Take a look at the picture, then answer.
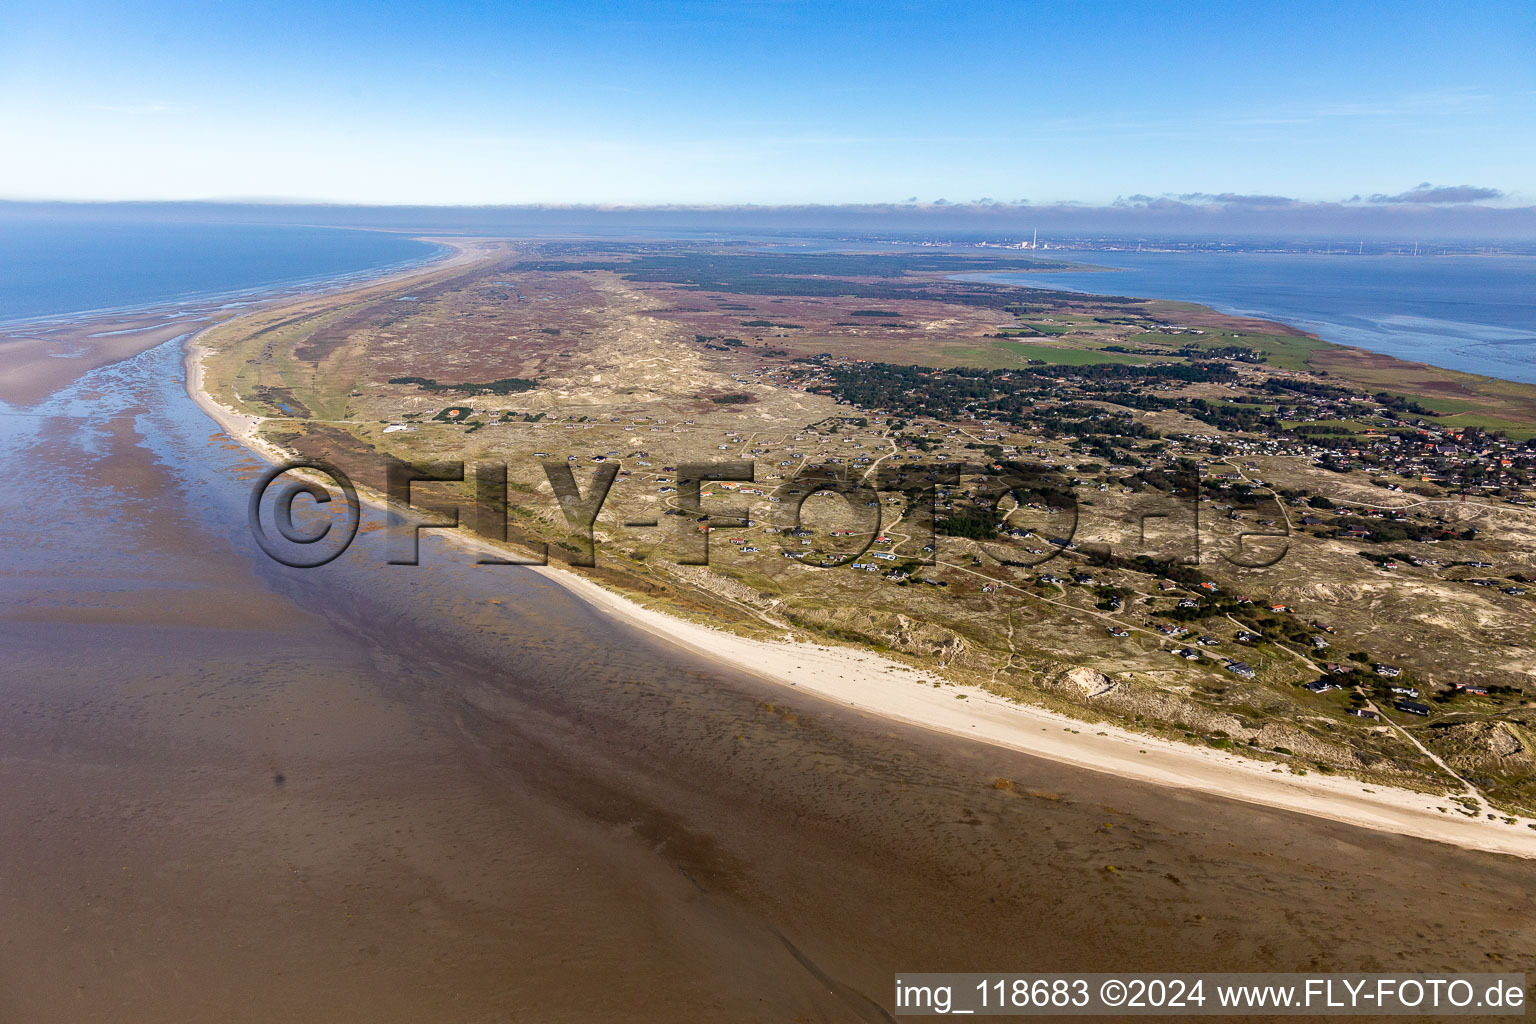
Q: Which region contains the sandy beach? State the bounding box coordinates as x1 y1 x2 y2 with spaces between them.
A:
184 314 1536 860
542 568 1536 857
0 235 473 408
10 7 1536 1017
7 277 1536 1024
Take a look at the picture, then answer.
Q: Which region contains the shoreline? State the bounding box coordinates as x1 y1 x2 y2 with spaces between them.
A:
0 236 458 408
180 262 1536 859
949 260 1536 390
0 221 459 331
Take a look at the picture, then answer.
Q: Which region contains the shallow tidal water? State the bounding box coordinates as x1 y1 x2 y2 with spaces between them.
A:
2 335 1535 1022
964 251 1536 384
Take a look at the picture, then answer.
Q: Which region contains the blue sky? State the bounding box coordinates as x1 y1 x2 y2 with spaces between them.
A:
1 0 1531 205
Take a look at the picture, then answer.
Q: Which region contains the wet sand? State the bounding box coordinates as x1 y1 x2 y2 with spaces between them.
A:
0 311 220 406
0 235 471 408
2 319 1535 1023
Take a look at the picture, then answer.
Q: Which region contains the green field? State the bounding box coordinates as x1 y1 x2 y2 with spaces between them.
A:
938 339 1155 369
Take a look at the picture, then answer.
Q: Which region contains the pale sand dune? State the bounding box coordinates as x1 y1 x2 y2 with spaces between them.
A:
185 306 1536 862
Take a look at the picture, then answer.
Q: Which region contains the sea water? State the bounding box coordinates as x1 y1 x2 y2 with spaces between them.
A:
962 251 1536 383
0 217 438 322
